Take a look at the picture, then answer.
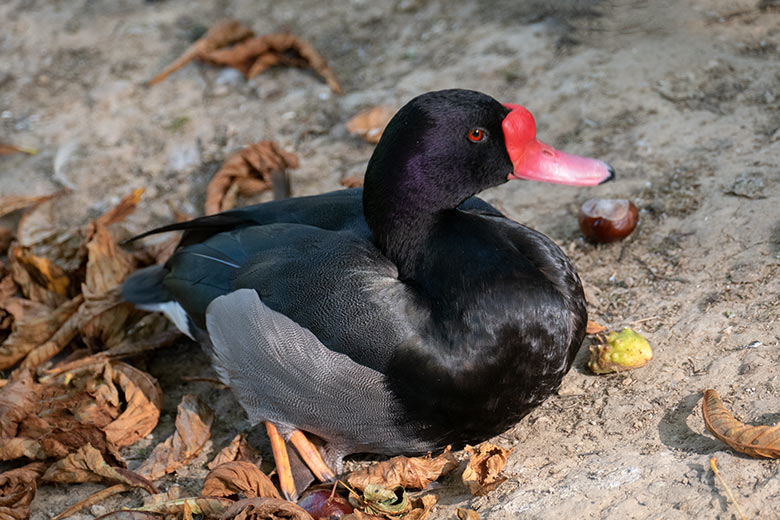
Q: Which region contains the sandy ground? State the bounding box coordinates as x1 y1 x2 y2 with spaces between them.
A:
1 0 779 518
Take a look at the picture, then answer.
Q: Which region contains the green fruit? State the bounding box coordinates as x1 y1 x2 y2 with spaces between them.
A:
588 327 652 374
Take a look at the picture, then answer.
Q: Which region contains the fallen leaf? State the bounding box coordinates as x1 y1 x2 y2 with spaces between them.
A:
0 194 53 219
101 362 163 447
90 511 161 519
137 394 214 480
403 494 438 520
0 461 47 520
130 496 235 517
0 143 38 156
352 484 410 517
220 497 314 520
42 443 157 494
16 192 87 276
702 389 780 459
0 294 82 370
462 443 511 496
455 507 482 520
93 188 145 230
205 141 298 215
203 32 341 93
148 19 255 85
585 320 607 334
339 176 364 188
201 461 280 499
11 245 71 296
0 227 13 255
346 106 395 144
346 447 457 492
208 433 261 469
6 251 67 308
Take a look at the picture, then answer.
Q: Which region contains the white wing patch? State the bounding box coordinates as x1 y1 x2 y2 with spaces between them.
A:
138 301 194 339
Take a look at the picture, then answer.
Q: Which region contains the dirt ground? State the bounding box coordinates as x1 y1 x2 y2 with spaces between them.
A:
1 0 779 518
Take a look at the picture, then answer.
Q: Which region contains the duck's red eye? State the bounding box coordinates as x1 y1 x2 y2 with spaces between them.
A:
468 128 485 142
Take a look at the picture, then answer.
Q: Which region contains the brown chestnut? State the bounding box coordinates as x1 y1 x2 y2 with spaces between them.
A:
578 198 638 243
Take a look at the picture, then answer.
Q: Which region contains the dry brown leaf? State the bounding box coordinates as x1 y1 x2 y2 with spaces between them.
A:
11 245 71 296
6 252 67 308
201 460 280 500
346 106 395 144
148 19 255 85
101 362 163 447
402 494 438 520
0 143 37 156
339 176 364 189
585 320 607 334
42 443 157 494
702 389 780 459
131 496 235 517
137 394 214 480
0 294 82 370
346 447 458 492
0 461 47 520
203 32 341 93
205 141 298 215
462 443 512 496
0 195 53 219
93 188 145 230
220 497 314 520
455 507 482 520
0 227 13 256
0 362 157 463
16 192 87 276
90 511 161 519
208 433 260 469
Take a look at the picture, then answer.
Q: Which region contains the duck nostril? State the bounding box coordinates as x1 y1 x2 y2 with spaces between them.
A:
542 149 554 157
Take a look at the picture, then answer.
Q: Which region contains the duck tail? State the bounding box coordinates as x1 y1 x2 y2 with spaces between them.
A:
121 265 171 305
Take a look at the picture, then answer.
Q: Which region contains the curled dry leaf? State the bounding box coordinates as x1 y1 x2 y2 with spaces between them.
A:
346 447 457 492
702 389 780 459
0 461 47 520
351 484 410 517
208 433 260 469
203 32 341 93
346 106 395 144
220 497 314 520
42 443 157 494
148 18 255 86
137 394 214 480
403 494 438 520
455 507 482 520
205 141 298 215
462 443 512 496
0 361 160 462
0 294 82 370
11 245 71 296
101 362 163 447
201 460 280 500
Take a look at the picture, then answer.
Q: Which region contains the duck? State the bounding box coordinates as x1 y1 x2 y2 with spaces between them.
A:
122 88 614 499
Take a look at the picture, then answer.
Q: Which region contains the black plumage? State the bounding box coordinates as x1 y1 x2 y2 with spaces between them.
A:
122 88 613 466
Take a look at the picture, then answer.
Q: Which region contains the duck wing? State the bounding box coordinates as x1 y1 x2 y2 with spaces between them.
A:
159 221 425 372
204 288 433 460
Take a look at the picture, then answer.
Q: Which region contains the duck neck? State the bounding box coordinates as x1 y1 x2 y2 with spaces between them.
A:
362 156 466 281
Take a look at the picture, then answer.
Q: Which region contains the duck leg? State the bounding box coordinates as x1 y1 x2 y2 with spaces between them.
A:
265 421 297 501
289 429 335 481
